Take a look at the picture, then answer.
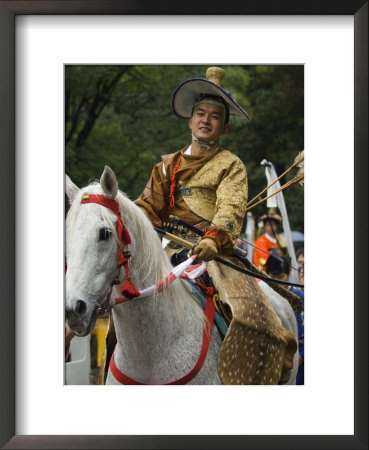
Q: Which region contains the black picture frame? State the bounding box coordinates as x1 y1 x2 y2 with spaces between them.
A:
0 1 367 449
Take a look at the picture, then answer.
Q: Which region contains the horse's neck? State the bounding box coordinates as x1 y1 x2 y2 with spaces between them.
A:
110 203 207 382
112 213 195 354
113 289 185 343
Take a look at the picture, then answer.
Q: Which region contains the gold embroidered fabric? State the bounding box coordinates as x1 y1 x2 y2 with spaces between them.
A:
182 150 247 243
135 147 248 247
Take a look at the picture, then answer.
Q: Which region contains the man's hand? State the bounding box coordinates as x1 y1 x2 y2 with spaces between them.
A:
193 238 218 261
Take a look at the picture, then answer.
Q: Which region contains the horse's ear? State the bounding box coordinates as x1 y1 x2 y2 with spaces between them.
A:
65 174 79 204
100 166 118 199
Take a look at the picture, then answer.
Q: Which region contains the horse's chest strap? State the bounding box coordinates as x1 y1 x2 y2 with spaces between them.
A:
109 291 215 385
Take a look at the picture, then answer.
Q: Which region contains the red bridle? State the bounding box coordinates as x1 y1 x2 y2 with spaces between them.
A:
80 194 140 300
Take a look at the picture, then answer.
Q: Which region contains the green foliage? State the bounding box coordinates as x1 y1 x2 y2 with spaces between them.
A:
65 64 304 231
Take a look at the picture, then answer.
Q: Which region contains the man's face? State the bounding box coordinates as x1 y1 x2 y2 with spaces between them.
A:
297 254 304 269
264 219 278 235
189 102 229 143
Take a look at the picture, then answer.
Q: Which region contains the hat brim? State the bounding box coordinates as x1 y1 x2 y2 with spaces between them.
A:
172 78 250 120
260 214 283 223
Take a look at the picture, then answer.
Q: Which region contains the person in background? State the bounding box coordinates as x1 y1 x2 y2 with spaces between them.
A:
253 209 287 271
266 250 304 385
296 247 304 288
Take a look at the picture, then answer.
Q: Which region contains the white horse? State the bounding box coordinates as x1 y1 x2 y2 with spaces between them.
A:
65 166 298 385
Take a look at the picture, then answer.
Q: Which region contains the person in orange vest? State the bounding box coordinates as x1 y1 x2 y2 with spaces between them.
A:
253 211 287 271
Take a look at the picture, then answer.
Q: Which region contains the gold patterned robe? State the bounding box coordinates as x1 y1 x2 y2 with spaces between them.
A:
135 146 297 385
135 146 247 250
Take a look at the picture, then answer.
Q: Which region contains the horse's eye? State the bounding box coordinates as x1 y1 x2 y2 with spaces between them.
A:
99 227 112 241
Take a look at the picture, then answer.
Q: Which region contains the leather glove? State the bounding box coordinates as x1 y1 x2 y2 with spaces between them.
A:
193 238 219 262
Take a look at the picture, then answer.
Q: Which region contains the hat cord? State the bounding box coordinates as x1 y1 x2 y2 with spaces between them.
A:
191 133 215 151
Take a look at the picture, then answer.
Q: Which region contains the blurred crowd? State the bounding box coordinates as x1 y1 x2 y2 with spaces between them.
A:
248 210 305 385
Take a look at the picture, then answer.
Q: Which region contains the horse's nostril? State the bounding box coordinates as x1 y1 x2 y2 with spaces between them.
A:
75 299 87 315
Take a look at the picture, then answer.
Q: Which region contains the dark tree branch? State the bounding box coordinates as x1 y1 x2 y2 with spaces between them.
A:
66 93 88 144
74 67 132 149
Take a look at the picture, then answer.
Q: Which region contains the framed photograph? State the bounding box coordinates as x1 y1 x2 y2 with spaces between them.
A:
1 1 367 449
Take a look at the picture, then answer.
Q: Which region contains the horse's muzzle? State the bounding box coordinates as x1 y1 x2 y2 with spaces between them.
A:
66 298 97 336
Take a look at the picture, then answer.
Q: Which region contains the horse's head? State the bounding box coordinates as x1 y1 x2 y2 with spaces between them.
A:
65 166 122 336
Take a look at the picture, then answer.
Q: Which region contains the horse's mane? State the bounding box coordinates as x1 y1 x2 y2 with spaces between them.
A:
66 181 204 325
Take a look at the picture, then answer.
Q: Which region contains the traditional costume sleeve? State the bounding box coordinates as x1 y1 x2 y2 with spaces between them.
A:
134 161 169 228
210 157 248 249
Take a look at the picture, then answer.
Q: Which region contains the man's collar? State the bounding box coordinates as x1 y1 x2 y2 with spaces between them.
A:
265 233 277 243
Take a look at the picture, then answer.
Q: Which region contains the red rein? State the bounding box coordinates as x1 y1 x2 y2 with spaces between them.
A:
168 154 182 209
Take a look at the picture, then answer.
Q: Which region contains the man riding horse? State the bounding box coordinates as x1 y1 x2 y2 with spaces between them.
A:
135 67 298 384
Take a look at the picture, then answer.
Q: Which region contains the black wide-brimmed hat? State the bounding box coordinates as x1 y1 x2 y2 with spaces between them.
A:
172 67 250 120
